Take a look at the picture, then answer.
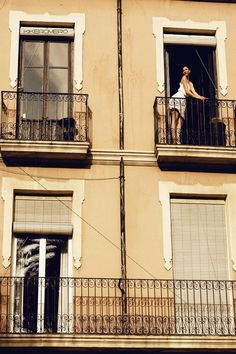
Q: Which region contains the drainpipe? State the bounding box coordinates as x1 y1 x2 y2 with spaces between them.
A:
117 0 127 317
117 0 124 150
119 157 127 313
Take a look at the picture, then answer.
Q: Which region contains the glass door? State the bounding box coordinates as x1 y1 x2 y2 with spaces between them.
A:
14 236 68 333
18 38 72 140
164 45 217 145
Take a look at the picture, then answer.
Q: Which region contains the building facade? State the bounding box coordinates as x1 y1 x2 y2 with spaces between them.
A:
1 0 236 352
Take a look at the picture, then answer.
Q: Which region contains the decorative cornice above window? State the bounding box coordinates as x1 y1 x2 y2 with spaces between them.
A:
152 17 228 96
9 11 85 91
1 177 85 269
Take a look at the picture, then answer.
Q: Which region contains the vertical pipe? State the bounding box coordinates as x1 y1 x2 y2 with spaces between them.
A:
117 0 127 322
120 157 127 280
120 157 127 319
117 0 124 150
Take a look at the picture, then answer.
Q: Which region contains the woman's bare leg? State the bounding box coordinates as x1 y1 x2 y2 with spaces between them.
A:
171 110 180 144
176 117 183 144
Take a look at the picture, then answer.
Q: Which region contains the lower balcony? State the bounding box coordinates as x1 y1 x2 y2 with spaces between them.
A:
1 277 236 337
0 91 90 166
154 97 236 171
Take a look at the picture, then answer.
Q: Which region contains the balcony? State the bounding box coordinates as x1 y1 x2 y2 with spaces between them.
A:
154 97 236 171
0 91 90 166
0 277 236 336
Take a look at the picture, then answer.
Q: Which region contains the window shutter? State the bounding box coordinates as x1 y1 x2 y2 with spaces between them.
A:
13 195 73 236
170 198 228 280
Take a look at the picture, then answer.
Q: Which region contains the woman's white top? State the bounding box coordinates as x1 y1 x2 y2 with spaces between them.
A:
168 81 193 119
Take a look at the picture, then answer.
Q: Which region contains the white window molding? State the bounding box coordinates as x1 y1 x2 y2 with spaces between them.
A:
9 11 85 91
152 17 228 96
159 181 236 272
1 177 84 269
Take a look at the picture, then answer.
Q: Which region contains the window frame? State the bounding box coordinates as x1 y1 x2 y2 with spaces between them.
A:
158 181 235 273
152 17 228 96
18 37 74 94
9 11 85 91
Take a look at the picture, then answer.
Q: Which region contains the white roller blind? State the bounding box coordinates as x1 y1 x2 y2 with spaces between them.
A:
13 195 73 235
170 198 228 280
164 34 216 46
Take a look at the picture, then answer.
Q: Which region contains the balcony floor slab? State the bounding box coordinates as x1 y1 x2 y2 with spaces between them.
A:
0 140 90 166
156 144 236 172
1 334 236 350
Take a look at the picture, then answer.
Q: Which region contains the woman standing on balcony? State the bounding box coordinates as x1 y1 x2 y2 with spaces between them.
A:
169 66 206 144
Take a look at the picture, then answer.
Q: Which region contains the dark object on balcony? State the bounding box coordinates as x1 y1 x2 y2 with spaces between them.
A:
58 117 76 141
210 118 226 146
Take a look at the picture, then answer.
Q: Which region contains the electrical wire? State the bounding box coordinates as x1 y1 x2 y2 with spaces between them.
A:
0 0 6 10
18 167 157 279
0 166 120 181
195 48 218 94
2 167 191 304
18 168 204 306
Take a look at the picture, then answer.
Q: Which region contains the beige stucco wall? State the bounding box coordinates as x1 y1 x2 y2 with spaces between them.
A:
0 0 236 282
2 161 236 281
0 0 235 151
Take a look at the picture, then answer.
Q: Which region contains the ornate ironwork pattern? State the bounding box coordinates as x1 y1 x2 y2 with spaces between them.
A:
0 277 236 335
154 97 236 146
0 91 89 142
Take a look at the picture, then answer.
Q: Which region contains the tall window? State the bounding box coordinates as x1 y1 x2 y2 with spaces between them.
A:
170 197 234 335
164 42 217 145
13 194 73 333
18 27 73 122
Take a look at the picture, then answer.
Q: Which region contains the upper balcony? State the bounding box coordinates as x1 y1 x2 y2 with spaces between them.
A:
154 97 236 171
0 91 90 166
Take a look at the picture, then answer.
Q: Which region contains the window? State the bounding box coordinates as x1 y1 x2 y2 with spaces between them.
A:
7 12 86 143
12 194 73 333
164 42 218 145
153 18 228 147
152 18 227 96
18 28 73 122
170 197 234 335
2 177 84 270
9 11 85 90
159 182 236 334
19 36 73 95
170 197 228 280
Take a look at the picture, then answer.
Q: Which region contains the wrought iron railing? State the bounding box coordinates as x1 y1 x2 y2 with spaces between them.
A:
0 91 89 142
154 97 236 147
1 277 236 335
